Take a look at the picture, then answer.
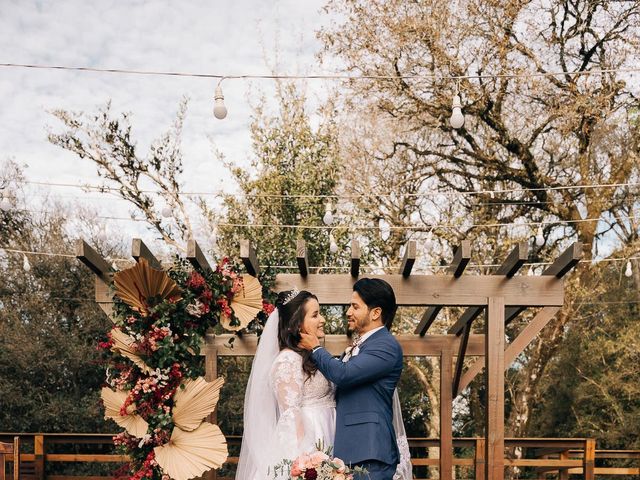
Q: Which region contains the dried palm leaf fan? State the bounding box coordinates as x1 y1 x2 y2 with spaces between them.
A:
110 328 153 374
172 377 225 432
220 275 263 331
101 387 149 438
114 258 182 316
154 422 228 480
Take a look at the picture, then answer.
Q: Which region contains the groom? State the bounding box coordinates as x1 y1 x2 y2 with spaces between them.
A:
299 278 403 480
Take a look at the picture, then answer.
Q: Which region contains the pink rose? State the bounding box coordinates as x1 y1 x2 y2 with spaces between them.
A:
310 451 329 466
334 474 346 480
332 458 346 474
290 460 303 478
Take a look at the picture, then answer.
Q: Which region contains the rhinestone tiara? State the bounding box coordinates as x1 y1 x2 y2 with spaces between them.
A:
282 287 300 305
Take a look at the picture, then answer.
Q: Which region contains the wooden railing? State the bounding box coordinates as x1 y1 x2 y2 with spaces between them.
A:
2 434 639 479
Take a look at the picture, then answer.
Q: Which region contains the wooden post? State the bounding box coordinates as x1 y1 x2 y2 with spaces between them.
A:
350 240 360 277
132 239 162 270
204 332 218 480
187 239 212 272
559 450 569 480
584 439 595 480
398 241 416 277
240 240 260 276
475 438 486 480
439 347 453 480
34 434 44 480
485 297 505 480
296 240 309 277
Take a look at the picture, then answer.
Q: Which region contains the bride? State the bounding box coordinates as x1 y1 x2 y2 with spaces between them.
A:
236 289 412 480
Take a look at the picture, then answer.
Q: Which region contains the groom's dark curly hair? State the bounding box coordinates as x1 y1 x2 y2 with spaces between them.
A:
275 289 319 378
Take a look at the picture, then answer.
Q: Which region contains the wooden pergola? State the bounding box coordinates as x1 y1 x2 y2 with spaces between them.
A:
77 237 582 480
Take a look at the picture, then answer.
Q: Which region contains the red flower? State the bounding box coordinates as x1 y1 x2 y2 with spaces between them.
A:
262 301 275 315
304 468 318 480
186 271 206 290
200 288 213 303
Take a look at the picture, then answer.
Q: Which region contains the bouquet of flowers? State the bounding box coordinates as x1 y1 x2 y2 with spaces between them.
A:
272 442 366 480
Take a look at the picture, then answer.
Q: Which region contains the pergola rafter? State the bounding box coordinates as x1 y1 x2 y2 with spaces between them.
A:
77 236 582 480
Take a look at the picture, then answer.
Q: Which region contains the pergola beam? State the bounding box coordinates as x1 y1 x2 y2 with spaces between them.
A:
398 241 416 277
456 306 561 394
187 239 212 272
414 241 472 335
75 239 111 279
350 240 360 277
206 333 486 357
240 240 260 276
448 242 529 335
296 240 309 277
447 240 471 277
132 238 162 270
277 274 564 306
505 242 582 324
452 321 471 397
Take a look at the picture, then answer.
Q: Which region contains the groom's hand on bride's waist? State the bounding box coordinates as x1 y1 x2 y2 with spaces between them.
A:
298 332 320 350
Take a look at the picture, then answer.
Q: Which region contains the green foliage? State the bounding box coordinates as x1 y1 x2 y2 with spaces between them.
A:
212 83 342 270
0 163 111 433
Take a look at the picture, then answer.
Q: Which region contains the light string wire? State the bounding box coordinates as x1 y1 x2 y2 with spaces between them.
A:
2 247 638 271
2 62 640 82
18 179 640 199
5 205 639 230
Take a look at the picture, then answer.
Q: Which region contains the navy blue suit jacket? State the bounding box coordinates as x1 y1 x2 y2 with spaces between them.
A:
311 327 403 466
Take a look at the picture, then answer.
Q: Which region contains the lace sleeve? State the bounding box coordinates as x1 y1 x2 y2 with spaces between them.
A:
269 350 306 455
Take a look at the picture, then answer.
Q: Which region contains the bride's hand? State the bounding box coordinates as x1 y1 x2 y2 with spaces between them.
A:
298 331 320 350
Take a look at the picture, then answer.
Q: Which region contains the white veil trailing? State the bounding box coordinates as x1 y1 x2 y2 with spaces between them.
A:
236 309 280 480
392 389 413 480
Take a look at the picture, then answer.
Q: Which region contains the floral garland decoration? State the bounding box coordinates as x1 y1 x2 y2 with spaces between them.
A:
98 256 274 480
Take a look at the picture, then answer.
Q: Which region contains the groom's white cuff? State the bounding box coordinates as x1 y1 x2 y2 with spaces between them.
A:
311 345 322 353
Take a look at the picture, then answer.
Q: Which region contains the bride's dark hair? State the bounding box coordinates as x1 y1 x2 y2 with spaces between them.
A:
275 289 319 378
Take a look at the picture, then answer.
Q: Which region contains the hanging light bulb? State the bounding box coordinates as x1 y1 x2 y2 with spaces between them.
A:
379 219 391 241
535 225 545 247
329 234 338 254
424 230 434 250
323 202 334 225
0 197 11 211
450 93 465 129
625 260 633 278
213 83 227 120
161 206 172 218
23 254 31 272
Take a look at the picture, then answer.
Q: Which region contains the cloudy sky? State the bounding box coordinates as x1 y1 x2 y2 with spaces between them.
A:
0 0 335 243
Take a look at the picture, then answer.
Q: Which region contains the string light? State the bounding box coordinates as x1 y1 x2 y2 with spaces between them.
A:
329 234 338 254
450 80 465 129
379 220 391 241
2 62 639 82
161 206 172 218
22 254 31 272
625 260 633 278
213 80 228 120
21 179 640 200
535 226 545 247
1 246 639 272
323 202 334 225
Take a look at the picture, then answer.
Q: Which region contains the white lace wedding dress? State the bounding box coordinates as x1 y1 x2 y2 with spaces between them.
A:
267 349 337 464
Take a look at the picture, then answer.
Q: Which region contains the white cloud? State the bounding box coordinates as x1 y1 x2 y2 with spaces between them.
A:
0 0 332 245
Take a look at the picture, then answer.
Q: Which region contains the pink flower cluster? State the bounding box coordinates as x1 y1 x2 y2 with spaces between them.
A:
139 325 172 352
288 451 351 480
